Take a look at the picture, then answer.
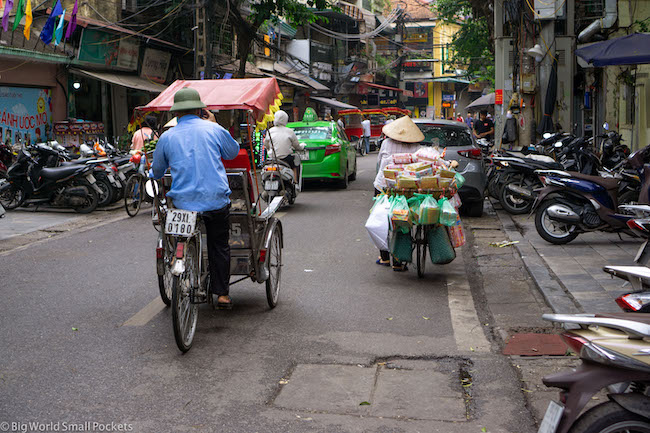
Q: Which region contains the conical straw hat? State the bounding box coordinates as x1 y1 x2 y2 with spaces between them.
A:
382 115 424 143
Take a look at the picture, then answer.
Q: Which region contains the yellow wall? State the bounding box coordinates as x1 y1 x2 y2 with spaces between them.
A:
432 22 461 118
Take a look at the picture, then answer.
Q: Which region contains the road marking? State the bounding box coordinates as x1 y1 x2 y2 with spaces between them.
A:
122 297 166 327
447 255 490 353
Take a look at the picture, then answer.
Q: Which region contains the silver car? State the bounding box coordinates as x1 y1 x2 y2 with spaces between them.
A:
413 118 486 217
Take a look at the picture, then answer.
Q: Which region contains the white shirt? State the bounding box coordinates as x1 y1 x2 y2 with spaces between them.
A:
361 119 371 137
373 138 422 191
337 119 345 130
263 125 305 159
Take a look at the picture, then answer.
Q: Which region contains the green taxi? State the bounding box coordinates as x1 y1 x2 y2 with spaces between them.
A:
287 113 357 188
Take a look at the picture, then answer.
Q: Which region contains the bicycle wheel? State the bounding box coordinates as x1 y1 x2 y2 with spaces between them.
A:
158 235 174 307
265 224 283 309
124 174 143 217
416 226 426 278
171 240 199 353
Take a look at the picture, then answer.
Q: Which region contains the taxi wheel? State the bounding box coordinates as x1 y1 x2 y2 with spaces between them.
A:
339 168 349 189
349 159 357 181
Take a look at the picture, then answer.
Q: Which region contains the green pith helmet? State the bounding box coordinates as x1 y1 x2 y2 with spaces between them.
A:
303 107 318 122
170 87 207 112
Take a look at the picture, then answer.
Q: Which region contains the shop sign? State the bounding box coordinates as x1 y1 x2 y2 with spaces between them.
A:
360 98 368 105
442 102 452 108
495 89 503 105
311 41 334 64
405 33 428 43
414 82 427 98
78 29 140 71
402 61 431 72
0 87 52 142
442 93 455 102
54 121 105 135
379 97 398 106
279 85 294 104
140 48 171 83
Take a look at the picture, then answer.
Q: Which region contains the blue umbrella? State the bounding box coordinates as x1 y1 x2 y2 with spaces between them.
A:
576 33 650 67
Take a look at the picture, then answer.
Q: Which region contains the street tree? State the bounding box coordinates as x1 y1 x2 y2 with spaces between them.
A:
434 0 494 84
224 0 330 78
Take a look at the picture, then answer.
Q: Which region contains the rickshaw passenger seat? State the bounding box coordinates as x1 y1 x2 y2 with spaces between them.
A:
222 149 255 203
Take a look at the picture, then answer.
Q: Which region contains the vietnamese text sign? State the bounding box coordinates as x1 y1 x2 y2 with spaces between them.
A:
141 48 171 83
495 89 503 105
0 87 52 142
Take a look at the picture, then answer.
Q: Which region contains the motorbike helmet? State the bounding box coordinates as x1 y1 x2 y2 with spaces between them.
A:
602 139 614 157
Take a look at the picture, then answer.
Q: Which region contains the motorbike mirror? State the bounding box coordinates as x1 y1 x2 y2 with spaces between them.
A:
603 122 609 131
543 132 552 139
554 141 563 148
145 179 159 198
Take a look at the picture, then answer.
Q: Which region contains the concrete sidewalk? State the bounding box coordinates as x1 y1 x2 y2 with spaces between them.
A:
493 200 642 314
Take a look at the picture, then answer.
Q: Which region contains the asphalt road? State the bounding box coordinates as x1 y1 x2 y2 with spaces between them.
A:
0 155 536 432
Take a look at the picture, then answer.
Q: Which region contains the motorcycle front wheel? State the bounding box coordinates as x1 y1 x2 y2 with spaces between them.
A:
499 174 536 214
71 179 99 214
0 183 26 209
568 401 650 433
535 200 579 245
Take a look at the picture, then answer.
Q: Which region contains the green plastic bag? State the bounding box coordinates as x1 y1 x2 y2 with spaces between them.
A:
438 197 458 227
390 230 413 263
428 225 456 264
453 173 466 189
390 195 411 233
418 195 440 225
407 194 427 224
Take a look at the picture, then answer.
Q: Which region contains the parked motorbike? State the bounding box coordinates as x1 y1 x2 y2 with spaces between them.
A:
0 146 100 213
532 142 650 244
0 142 14 178
539 313 650 433
261 151 305 205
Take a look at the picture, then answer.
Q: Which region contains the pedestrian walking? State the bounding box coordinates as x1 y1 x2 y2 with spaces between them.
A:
373 116 424 271
361 115 371 155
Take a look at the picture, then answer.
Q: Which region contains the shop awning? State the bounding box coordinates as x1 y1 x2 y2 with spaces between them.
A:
262 73 309 89
575 33 650 66
72 69 166 93
273 62 330 91
431 77 472 84
359 82 414 97
310 96 358 110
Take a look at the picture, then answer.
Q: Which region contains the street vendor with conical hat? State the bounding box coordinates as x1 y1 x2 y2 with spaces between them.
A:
373 115 424 271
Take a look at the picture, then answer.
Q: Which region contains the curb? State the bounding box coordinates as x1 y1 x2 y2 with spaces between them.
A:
489 201 581 314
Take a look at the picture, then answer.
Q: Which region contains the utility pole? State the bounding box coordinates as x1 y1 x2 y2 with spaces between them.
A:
194 0 208 79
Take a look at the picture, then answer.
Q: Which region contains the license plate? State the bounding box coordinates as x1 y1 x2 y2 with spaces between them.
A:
117 172 126 182
265 180 279 190
85 173 96 183
537 401 564 433
299 152 309 161
165 209 197 236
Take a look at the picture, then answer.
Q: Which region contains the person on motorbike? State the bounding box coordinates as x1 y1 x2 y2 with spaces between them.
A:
264 110 305 186
150 88 240 309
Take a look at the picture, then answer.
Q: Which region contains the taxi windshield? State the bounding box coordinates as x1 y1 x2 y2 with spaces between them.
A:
293 127 332 140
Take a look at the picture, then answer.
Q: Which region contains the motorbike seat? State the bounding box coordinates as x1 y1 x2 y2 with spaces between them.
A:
40 165 85 180
523 154 557 164
568 172 619 191
60 158 95 166
113 156 131 165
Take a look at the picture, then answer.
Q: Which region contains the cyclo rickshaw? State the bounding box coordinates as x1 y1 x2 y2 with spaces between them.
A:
136 78 285 352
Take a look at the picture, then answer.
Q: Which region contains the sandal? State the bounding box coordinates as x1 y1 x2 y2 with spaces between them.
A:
215 295 233 310
376 258 390 266
392 263 408 272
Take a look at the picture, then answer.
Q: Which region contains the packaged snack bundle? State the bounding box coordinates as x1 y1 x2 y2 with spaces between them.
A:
396 175 419 189
418 195 440 225
438 197 459 226
437 177 453 189
385 178 397 188
449 193 462 209
404 162 433 178
383 168 401 180
414 147 441 163
438 168 457 178
390 195 411 233
419 176 439 189
447 215 466 248
391 153 418 165
407 194 427 223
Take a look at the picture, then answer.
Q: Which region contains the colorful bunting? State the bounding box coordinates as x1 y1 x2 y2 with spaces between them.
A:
11 0 24 32
39 0 62 45
22 0 31 39
2 0 13 32
64 0 77 39
53 8 65 45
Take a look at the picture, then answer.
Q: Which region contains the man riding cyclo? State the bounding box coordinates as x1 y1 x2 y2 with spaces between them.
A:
150 88 240 309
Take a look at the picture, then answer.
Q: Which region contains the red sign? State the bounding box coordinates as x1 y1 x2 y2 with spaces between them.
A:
495 89 503 105
442 102 452 108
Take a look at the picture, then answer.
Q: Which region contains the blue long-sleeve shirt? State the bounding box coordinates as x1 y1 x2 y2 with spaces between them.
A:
151 115 240 212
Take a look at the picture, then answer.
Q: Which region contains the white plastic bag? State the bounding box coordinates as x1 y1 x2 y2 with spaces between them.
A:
365 196 390 251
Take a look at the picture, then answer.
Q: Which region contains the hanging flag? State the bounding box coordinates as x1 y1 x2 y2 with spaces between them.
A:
53 8 65 45
11 0 24 32
22 0 31 39
39 0 62 45
64 0 77 39
1 0 14 32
